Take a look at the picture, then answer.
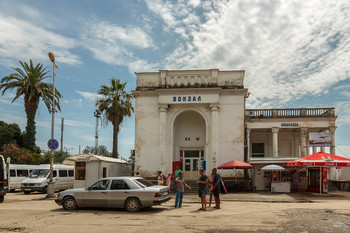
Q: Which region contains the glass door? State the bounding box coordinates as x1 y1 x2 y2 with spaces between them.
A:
181 150 203 179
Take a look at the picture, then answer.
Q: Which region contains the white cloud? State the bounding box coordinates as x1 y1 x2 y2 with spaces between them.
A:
76 91 101 102
0 4 80 67
146 0 350 108
80 20 156 73
64 119 94 128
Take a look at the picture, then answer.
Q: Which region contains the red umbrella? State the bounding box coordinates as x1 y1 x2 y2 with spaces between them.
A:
218 160 253 169
287 152 350 167
218 160 253 184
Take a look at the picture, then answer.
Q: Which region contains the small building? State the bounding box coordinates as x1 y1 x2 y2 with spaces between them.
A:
62 154 129 188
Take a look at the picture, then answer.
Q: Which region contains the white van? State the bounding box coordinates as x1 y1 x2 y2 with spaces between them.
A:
21 164 74 194
9 164 38 191
0 155 10 202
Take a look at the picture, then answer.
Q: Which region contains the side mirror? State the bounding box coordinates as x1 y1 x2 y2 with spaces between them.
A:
87 187 91 191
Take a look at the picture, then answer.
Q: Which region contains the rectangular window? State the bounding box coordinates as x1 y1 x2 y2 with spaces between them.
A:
59 170 68 177
110 180 129 190
184 151 199 158
17 169 28 177
75 162 86 180
68 170 74 177
10 169 16 177
252 143 265 157
103 167 107 178
53 170 57 178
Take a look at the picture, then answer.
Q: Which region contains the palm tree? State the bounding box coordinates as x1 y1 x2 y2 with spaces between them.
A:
96 78 134 158
0 60 62 151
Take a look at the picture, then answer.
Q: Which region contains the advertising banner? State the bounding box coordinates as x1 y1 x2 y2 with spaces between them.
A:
309 132 331 147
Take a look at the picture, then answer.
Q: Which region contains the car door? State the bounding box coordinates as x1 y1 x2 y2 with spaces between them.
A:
83 179 110 208
106 179 131 208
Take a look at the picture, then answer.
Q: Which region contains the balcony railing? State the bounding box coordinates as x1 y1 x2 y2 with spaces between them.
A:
246 108 335 119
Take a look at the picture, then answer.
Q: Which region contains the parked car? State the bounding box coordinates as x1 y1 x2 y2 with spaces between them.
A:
9 164 38 191
55 177 171 212
21 164 74 194
0 155 9 202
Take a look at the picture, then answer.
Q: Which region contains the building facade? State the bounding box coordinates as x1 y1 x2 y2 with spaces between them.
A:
133 69 337 189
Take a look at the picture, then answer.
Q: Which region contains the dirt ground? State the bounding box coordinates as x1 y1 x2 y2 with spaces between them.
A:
1 192 350 233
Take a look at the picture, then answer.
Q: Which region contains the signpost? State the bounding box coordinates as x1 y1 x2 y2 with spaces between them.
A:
47 139 59 150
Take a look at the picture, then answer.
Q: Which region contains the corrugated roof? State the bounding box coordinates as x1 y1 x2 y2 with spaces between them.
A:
62 154 128 166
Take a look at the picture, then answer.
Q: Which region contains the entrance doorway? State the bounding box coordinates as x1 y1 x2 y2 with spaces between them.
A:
181 150 204 179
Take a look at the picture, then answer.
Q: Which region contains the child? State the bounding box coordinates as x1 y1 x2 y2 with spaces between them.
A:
208 173 214 207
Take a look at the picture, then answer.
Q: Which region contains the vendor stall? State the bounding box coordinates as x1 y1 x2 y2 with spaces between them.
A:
261 165 290 193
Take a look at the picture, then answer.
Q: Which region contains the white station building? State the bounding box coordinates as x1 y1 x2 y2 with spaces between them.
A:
133 69 337 190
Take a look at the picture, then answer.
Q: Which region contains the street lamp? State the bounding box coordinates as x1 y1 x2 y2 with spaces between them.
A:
46 52 58 198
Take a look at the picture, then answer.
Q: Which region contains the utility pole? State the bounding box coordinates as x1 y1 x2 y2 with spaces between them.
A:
79 145 81 154
60 118 64 152
94 110 101 154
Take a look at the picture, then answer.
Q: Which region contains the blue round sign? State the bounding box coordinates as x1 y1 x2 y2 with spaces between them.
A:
47 138 59 150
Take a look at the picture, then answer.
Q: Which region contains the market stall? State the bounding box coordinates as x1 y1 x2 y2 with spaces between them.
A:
261 165 290 193
287 152 350 194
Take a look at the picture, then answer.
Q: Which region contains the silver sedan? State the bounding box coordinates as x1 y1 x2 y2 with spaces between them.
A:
55 177 171 212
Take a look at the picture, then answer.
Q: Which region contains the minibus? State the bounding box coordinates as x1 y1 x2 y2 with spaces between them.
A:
0 155 9 202
9 164 38 191
21 164 74 194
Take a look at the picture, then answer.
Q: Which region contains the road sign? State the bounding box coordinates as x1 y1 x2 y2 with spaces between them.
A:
47 138 59 150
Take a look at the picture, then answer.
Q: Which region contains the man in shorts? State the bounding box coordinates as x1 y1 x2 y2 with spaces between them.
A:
211 168 221 209
196 168 208 211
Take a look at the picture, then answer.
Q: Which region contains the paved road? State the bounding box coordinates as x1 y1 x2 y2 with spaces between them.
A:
1 192 350 232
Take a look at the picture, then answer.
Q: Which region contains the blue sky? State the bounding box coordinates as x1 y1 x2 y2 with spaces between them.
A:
0 0 349 158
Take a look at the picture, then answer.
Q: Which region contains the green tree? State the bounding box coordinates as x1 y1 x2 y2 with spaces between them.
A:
96 78 133 158
0 60 62 151
0 121 24 148
82 145 112 157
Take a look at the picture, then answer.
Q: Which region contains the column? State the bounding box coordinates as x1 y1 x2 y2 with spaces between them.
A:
272 127 279 157
210 104 220 170
300 128 308 157
159 104 168 173
312 147 317 154
294 132 300 157
246 128 251 158
329 126 336 155
321 147 325 152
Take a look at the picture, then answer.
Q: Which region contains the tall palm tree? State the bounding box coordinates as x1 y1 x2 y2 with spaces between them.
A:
0 60 62 151
96 78 134 158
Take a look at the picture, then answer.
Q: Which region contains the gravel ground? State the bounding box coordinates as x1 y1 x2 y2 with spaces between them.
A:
1 192 350 233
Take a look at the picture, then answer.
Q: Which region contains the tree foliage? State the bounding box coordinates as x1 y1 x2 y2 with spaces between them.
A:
82 145 112 157
0 60 62 151
0 121 23 148
96 78 134 158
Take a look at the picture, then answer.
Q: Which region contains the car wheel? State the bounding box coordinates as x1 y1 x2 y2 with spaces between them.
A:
24 191 30 195
125 197 141 212
63 197 78 210
0 195 4 203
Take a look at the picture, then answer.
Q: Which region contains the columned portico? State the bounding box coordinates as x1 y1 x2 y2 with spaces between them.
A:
272 127 279 157
329 126 336 155
301 127 308 157
210 104 220 168
159 104 168 172
246 128 251 158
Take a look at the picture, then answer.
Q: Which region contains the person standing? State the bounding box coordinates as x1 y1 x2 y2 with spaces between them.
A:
196 168 208 211
166 173 172 193
174 166 182 179
211 168 221 209
208 173 214 207
175 172 191 208
157 171 164 185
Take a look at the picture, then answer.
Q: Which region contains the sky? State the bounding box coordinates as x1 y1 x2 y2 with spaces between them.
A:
0 0 349 158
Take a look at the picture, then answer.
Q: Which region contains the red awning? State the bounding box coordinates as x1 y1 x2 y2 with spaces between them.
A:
287 152 350 167
218 160 253 169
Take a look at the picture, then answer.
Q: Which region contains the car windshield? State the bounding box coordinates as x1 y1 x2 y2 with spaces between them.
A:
134 178 155 188
29 169 49 178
